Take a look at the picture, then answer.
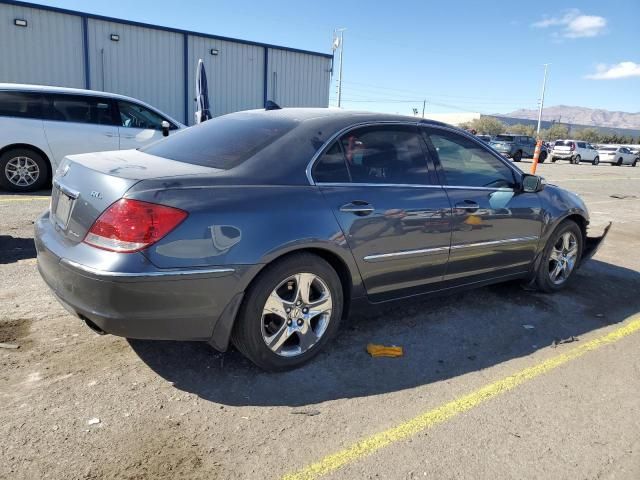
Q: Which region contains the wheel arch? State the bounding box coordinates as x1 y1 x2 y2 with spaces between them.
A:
0 143 53 183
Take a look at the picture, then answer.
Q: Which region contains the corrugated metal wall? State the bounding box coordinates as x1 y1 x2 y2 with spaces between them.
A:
266 49 331 108
87 19 184 122
0 3 85 88
187 36 264 122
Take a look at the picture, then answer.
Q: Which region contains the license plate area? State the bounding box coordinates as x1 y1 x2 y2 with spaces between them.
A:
52 186 75 229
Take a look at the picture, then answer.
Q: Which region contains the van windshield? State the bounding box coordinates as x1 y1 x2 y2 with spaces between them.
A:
493 135 514 142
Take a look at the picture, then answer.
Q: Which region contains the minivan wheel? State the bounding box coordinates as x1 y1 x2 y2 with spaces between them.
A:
535 220 583 293
573 155 581 165
0 148 49 192
593 156 599 166
232 253 343 371
512 150 522 162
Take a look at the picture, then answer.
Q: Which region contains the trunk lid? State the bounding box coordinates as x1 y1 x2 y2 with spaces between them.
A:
51 149 219 243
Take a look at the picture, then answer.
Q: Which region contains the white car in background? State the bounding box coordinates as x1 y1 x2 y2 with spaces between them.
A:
551 140 599 165
0 84 185 192
596 145 638 167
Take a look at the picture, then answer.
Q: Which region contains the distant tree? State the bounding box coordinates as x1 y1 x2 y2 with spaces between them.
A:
542 124 569 141
507 123 536 136
468 117 506 136
574 128 601 143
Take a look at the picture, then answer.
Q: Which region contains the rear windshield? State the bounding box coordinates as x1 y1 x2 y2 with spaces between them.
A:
493 135 514 142
142 114 297 169
555 140 573 147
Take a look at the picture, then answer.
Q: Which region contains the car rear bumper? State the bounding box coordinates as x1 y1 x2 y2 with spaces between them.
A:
35 212 246 342
552 153 573 159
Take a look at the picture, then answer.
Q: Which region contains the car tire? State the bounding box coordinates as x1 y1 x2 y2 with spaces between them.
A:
539 151 547 163
633 159 637 167
535 220 583 293
231 253 344 371
593 156 599 166
551 156 557 163
0 147 49 192
512 150 522 162
617 158 623 166
573 155 581 165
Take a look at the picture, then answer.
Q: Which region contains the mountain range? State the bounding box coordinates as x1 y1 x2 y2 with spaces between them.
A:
504 105 640 130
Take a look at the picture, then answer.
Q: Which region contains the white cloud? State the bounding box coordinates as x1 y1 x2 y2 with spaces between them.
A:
532 9 607 38
586 62 640 80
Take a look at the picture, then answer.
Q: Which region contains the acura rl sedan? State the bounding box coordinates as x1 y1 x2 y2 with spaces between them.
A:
35 108 609 371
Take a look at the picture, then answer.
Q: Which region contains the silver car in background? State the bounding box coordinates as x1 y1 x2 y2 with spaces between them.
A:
595 145 638 167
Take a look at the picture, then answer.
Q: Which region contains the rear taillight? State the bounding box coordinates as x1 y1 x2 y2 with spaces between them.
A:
570 143 575 151
84 199 187 253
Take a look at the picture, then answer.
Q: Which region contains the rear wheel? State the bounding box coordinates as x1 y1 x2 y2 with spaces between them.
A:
512 150 522 162
593 156 599 166
0 148 49 192
573 155 581 165
617 158 623 166
535 220 583 293
232 253 343 371
551 156 557 163
539 151 547 163
633 159 638 167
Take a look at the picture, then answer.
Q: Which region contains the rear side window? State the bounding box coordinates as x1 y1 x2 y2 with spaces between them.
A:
494 135 514 142
44 94 116 125
142 114 297 169
0 91 42 119
313 143 350 183
577 142 586 148
118 100 170 130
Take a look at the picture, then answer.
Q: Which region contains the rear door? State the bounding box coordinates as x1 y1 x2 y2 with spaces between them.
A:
116 100 174 150
422 126 543 283
313 123 452 300
42 94 119 165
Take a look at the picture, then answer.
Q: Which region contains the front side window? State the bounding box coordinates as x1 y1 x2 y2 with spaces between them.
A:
0 91 42 119
118 101 169 130
426 129 515 188
45 95 115 125
335 125 430 184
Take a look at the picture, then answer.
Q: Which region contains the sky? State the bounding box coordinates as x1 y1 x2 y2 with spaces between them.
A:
33 0 640 116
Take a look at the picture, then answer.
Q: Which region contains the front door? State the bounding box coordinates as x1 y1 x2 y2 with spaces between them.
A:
312 124 452 300
422 126 543 282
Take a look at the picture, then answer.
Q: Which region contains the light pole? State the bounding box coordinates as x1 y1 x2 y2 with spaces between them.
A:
536 64 549 137
333 28 346 108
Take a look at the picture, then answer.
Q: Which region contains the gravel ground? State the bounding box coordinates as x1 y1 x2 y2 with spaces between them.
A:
1 161 639 479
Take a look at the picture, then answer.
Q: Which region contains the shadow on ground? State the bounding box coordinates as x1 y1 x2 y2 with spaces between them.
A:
0 236 36 264
130 259 640 407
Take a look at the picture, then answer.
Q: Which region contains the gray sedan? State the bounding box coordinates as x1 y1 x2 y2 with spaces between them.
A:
35 108 609 371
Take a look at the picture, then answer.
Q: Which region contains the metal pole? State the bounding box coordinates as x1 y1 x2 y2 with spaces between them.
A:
422 99 426 118
536 64 549 137
337 30 344 108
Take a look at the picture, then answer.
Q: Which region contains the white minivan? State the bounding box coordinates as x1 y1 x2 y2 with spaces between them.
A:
0 84 185 192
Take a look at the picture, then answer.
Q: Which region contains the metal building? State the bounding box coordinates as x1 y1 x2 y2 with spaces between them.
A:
0 0 333 124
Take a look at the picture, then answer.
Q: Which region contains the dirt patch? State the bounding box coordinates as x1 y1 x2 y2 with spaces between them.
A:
0 318 31 344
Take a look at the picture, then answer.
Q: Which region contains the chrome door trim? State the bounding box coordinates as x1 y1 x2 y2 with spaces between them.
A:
60 258 235 278
305 120 421 186
363 246 450 262
450 236 539 250
317 182 442 189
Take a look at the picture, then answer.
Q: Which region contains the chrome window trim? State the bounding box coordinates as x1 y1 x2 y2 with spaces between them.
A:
60 258 235 278
316 181 512 192
364 246 450 262
305 120 421 186
450 236 539 250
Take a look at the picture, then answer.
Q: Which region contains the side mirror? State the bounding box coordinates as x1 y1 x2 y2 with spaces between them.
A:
161 121 170 137
521 174 545 193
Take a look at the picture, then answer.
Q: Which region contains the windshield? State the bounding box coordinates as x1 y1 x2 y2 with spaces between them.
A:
493 135 514 142
142 114 297 169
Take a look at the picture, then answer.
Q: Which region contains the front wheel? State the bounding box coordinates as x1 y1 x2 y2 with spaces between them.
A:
535 220 583 293
573 155 581 165
633 159 637 167
231 253 343 371
592 156 599 166
512 151 522 162
539 151 547 163
617 158 623 166
551 156 557 163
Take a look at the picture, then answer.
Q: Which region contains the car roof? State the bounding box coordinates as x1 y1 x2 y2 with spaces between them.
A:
0 83 184 126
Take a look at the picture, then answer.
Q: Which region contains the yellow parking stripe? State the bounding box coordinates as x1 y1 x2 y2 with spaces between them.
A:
282 316 640 480
0 197 49 203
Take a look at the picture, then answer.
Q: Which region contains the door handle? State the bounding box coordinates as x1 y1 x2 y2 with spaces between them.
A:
340 201 374 216
455 200 480 212
104 132 117 138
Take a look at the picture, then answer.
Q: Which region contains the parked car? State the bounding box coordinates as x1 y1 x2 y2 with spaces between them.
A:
550 140 599 165
489 134 537 162
35 109 609 371
0 83 185 192
622 145 640 160
596 145 638 166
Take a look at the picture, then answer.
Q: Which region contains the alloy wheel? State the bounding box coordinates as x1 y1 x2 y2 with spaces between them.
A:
261 273 333 357
548 232 579 285
5 156 40 187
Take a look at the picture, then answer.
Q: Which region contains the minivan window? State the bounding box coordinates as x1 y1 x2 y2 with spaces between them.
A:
118 100 170 130
142 114 297 169
0 91 42 119
44 94 116 125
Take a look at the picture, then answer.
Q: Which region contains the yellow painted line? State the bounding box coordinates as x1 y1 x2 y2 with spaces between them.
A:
0 197 49 203
282 316 640 480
